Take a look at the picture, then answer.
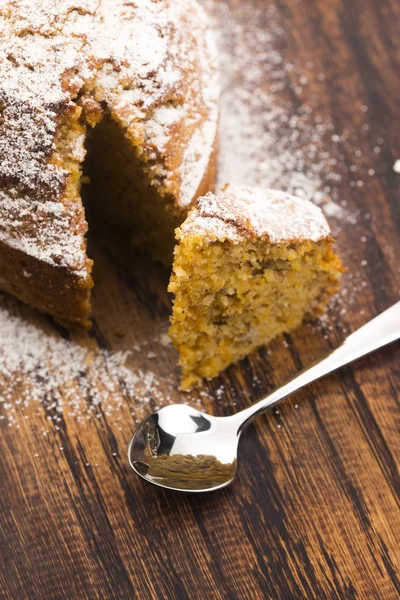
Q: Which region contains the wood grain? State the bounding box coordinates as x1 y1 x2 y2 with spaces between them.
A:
0 0 399 598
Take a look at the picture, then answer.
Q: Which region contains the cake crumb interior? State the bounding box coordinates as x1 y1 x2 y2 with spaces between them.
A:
169 234 342 389
83 114 184 265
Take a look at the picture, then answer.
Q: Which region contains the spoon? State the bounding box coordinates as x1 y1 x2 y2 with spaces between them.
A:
128 301 400 493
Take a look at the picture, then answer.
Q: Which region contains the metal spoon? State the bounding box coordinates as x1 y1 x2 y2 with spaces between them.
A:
128 301 400 493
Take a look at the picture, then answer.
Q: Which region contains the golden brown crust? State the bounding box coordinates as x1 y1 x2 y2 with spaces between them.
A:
0 239 93 327
178 186 332 246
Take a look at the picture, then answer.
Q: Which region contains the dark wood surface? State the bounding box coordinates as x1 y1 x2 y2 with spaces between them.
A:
1 0 399 598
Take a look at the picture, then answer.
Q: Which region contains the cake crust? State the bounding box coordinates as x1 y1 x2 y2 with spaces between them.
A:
0 238 93 328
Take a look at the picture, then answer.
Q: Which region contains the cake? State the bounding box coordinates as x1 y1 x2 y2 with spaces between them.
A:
0 0 219 327
169 186 344 389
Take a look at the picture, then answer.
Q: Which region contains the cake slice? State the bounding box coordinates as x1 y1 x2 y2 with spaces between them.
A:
169 186 344 389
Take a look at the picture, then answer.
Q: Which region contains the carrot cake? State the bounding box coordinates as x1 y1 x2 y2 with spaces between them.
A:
0 0 219 327
169 186 344 389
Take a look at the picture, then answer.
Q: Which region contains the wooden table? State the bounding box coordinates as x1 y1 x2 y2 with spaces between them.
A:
1 0 399 598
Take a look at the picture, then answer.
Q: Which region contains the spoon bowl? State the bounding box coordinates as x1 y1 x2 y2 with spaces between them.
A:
128 404 239 492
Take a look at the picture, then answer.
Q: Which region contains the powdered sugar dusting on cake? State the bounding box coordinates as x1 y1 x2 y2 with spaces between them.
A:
183 187 330 244
0 192 88 275
0 0 219 275
0 0 95 276
92 0 219 203
179 111 219 207
180 214 242 243
177 25 219 207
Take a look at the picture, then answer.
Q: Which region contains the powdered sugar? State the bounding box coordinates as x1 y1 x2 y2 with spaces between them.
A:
0 0 219 276
179 114 218 207
0 301 166 427
182 187 331 244
202 1 356 223
0 192 88 275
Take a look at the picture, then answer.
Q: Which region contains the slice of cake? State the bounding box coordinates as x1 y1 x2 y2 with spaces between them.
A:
169 186 344 389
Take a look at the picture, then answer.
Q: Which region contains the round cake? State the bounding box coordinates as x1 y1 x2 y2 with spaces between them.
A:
0 0 219 326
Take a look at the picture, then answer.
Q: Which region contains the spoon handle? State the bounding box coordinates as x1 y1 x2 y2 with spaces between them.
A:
234 301 400 433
